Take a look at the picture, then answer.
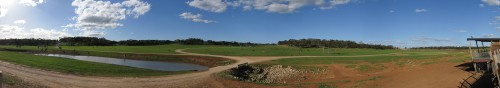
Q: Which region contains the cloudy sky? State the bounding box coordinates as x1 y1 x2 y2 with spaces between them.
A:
0 0 499 47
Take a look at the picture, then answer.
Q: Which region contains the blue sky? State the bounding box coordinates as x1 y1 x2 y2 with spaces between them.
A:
1 0 500 47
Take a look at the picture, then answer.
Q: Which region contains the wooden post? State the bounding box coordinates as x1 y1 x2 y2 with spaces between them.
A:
474 63 478 73
495 50 500 85
468 41 474 62
476 41 480 52
0 71 3 88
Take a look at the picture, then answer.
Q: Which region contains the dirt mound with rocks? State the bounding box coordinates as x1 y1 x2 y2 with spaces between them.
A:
228 63 300 84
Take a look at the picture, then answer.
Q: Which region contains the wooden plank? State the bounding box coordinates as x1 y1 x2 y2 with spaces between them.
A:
469 41 474 61
495 50 500 85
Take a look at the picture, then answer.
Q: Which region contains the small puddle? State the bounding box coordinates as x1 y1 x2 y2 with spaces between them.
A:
35 54 209 71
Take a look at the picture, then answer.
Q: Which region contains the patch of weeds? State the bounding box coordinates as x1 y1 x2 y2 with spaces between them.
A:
318 83 337 88
3 73 48 88
346 64 385 72
421 61 435 65
448 56 469 63
344 64 356 69
216 70 234 79
351 80 365 88
367 76 382 80
396 61 406 67
350 76 383 88
335 80 351 83
357 65 372 71
3 74 21 86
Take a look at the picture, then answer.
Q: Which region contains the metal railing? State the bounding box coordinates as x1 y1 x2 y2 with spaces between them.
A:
472 51 490 59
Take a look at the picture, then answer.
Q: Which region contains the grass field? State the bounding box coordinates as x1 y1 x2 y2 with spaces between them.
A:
259 50 467 65
185 45 401 56
1 45 401 56
0 51 185 77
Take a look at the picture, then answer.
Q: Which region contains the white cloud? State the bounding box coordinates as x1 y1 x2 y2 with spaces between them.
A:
415 9 428 13
65 0 151 36
18 0 44 7
179 12 214 23
412 37 452 42
483 34 495 38
483 0 500 6
457 29 467 33
389 10 395 13
319 0 351 10
187 0 227 13
0 25 72 39
187 0 351 13
0 6 7 17
14 20 26 25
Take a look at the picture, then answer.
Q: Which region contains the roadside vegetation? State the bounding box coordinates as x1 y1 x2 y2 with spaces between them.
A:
2 72 48 88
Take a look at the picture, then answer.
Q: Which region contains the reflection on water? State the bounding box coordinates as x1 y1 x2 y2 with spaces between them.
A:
35 54 209 71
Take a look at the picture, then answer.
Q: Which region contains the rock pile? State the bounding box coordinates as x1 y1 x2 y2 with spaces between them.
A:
229 63 299 84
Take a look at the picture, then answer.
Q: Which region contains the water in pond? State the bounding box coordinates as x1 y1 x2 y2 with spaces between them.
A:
35 54 209 71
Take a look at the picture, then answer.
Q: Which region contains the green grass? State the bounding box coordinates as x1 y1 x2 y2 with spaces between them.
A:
0 45 236 67
344 64 357 68
0 45 465 57
0 51 185 77
318 83 337 88
185 45 401 56
350 76 383 88
367 76 382 80
344 64 385 72
2 73 48 88
357 65 373 71
261 54 445 65
448 56 470 63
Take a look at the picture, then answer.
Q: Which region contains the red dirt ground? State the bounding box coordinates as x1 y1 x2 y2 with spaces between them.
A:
199 58 473 88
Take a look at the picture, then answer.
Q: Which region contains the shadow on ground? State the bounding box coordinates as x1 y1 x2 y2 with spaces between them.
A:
456 62 494 88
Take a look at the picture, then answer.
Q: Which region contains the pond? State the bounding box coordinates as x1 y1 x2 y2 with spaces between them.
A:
35 54 209 71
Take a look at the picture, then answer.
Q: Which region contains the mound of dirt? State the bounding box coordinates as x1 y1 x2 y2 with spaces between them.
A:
228 63 299 84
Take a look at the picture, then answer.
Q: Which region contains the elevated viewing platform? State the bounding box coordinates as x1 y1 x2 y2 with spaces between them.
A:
471 51 490 62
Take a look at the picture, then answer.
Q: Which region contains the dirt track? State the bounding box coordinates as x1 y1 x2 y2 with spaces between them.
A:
0 49 421 88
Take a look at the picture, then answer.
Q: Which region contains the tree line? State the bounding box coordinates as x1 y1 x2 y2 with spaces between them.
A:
277 38 396 49
0 37 263 46
0 37 396 49
0 38 58 46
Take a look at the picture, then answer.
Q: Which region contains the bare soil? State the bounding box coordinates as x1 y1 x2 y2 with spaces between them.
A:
197 57 474 88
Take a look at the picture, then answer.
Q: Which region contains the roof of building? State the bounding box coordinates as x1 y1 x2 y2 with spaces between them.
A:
467 38 500 42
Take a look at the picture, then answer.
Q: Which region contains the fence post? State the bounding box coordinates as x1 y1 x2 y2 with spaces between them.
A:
0 71 3 88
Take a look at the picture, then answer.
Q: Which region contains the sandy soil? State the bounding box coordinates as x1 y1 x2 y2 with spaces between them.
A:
359 62 471 88
194 57 475 88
